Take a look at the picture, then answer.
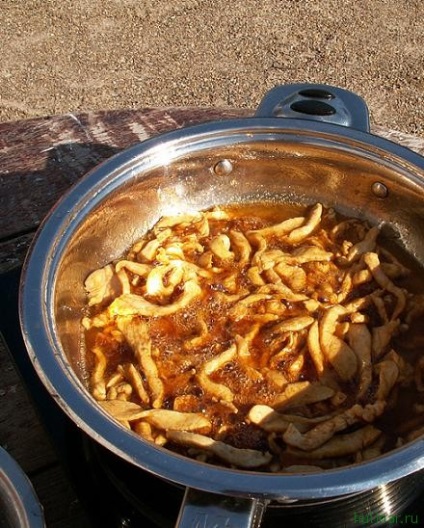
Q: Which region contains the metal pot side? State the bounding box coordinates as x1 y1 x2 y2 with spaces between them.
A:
0 446 45 528
19 89 424 528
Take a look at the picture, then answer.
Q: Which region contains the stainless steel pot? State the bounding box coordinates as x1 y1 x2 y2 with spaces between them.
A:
0 446 45 528
19 84 424 527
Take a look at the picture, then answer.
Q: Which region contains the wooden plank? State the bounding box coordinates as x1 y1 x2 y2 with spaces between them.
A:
0 108 251 241
0 331 91 526
29 464 91 528
0 333 91 526
0 335 57 472
0 232 34 273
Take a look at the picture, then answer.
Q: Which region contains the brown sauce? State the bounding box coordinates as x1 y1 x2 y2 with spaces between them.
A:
83 202 424 471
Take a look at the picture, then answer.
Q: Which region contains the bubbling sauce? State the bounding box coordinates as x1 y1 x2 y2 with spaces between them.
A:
82 203 424 472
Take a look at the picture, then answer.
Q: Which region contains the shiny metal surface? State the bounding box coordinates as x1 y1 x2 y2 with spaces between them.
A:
176 489 267 528
254 83 371 130
0 446 45 528
19 85 424 527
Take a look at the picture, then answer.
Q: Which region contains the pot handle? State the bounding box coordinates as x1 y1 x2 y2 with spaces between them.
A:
175 487 268 528
255 83 370 132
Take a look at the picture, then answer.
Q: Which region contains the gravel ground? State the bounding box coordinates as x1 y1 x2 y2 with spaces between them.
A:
1 0 423 135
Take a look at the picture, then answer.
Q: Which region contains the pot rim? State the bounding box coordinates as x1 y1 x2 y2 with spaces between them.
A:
19 116 424 500
0 446 45 528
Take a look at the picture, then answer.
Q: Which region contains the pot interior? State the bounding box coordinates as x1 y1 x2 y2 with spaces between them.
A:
22 124 424 499
53 135 424 381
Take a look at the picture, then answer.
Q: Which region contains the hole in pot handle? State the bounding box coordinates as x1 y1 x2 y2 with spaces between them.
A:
255 83 370 132
175 487 268 528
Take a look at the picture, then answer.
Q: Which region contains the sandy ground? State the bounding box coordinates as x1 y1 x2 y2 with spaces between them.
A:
1 0 423 135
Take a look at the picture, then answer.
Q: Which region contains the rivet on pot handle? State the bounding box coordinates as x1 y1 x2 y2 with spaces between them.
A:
255 83 370 132
176 488 268 528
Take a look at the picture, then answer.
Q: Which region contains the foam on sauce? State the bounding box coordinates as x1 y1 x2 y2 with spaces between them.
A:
83 202 424 471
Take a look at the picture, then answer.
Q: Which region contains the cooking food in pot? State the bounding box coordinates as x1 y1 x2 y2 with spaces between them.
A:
81 202 424 472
